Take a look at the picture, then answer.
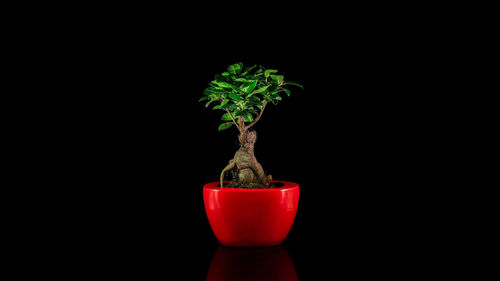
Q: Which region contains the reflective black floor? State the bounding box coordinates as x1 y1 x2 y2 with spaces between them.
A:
205 245 297 281
196 230 431 280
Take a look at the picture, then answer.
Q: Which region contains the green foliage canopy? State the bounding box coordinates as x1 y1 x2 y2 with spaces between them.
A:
199 63 303 131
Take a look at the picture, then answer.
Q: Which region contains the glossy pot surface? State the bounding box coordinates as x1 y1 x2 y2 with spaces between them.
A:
203 181 299 247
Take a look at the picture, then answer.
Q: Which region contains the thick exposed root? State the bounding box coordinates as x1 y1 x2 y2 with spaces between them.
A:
220 150 271 188
220 160 235 188
219 129 272 188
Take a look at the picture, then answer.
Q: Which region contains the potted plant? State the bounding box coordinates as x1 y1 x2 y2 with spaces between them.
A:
200 63 303 247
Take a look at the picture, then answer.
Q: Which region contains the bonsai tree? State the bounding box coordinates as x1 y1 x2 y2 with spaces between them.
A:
199 63 303 188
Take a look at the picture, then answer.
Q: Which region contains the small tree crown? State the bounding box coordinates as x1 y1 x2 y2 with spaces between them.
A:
199 62 303 131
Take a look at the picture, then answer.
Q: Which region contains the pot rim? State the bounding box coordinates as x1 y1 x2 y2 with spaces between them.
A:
203 180 299 192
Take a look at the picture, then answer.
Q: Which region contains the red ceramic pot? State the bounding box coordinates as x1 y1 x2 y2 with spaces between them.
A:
203 180 299 247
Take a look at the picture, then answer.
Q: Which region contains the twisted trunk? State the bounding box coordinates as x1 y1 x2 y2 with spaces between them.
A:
220 127 271 188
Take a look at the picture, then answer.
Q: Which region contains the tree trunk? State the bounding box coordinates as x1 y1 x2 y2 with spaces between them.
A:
220 128 271 188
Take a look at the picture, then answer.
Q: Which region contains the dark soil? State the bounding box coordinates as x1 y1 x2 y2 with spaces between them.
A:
218 182 285 189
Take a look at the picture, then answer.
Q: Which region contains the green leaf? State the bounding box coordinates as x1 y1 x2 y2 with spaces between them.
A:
246 100 258 107
214 81 232 88
203 87 216 95
247 97 262 106
199 96 210 102
228 63 243 75
270 88 291 97
271 75 284 84
251 85 270 95
218 122 233 131
242 112 254 122
241 65 257 76
228 93 244 101
244 75 258 80
205 98 216 108
245 80 257 94
282 81 303 89
228 65 237 75
247 107 258 114
222 72 230 76
265 69 277 78
233 77 249 82
205 86 226 93
213 99 229 109
215 81 241 93
221 112 233 121
270 88 281 95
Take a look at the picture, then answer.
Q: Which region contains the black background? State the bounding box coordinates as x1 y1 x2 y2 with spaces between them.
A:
46 15 448 279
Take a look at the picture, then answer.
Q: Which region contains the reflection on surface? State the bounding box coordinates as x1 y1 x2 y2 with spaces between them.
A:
207 245 298 281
